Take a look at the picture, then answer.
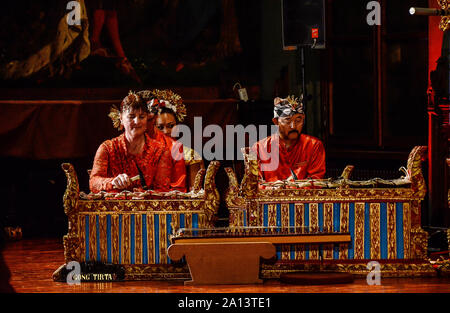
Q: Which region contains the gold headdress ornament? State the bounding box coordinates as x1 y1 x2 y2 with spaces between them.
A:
108 90 146 130
148 89 187 122
274 94 304 118
108 106 122 130
286 95 302 110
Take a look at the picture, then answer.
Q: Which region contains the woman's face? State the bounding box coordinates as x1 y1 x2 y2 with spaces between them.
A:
156 112 177 137
121 108 148 138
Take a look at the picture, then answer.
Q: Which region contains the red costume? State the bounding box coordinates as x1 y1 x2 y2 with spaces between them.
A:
150 128 187 192
90 133 171 193
251 133 326 182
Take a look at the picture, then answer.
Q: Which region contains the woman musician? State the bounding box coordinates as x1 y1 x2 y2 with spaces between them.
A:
89 92 171 193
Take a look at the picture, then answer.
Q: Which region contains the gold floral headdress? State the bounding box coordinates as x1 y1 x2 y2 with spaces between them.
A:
108 106 122 130
148 89 187 122
108 90 146 130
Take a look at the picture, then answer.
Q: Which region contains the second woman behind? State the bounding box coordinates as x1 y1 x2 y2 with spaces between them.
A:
153 90 205 191
139 89 205 191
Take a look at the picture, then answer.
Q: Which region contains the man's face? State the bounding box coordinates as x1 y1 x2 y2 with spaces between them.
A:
273 113 305 141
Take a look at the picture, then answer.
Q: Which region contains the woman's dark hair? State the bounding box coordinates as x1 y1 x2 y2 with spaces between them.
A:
158 107 179 124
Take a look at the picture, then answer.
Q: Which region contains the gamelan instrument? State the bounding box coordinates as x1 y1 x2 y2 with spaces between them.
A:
170 226 351 245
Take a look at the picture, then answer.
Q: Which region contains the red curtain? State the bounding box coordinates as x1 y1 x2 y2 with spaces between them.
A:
0 99 238 160
428 0 444 87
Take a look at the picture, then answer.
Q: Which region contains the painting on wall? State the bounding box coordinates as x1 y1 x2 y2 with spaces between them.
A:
0 0 261 89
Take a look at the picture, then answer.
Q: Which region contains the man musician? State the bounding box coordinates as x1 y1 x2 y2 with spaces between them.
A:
251 95 326 183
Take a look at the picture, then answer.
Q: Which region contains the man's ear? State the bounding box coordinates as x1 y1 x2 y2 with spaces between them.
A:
272 117 279 125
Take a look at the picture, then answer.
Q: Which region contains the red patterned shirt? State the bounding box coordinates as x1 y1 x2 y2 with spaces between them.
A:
89 133 171 193
151 128 187 192
252 133 326 182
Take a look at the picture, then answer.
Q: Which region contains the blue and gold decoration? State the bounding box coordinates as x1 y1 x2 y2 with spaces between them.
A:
226 146 434 277
57 161 220 280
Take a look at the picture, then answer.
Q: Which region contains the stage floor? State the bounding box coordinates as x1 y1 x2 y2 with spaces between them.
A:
2 238 450 293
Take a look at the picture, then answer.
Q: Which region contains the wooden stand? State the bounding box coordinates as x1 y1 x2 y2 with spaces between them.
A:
167 242 275 285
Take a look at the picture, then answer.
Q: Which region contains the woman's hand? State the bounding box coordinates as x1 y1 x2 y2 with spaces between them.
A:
112 173 131 190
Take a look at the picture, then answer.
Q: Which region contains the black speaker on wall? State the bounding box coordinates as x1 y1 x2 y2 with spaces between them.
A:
281 0 326 49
